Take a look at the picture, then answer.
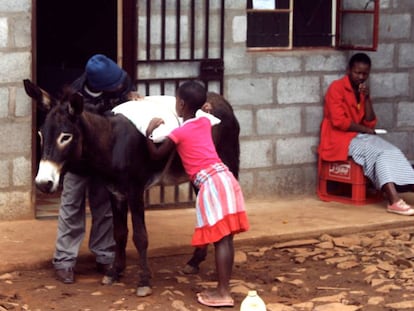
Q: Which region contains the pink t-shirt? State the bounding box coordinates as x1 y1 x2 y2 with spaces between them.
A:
168 116 221 179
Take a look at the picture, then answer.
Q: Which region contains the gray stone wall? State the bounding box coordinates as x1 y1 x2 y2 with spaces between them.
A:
0 0 33 220
225 1 414 198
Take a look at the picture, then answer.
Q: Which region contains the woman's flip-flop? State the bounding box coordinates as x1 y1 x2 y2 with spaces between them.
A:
197 292 234 308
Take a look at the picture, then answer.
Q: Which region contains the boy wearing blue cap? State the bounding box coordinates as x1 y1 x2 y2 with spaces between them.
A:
73 54 139 113
53 54 137 284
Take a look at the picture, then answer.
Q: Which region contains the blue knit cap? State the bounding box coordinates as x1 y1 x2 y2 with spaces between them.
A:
85 54 127 91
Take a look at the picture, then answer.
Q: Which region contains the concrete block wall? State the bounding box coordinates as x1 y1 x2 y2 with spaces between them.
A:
0 0 33 220
225 1 414 198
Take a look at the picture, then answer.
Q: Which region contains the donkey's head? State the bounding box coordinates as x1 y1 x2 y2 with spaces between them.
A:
24 79 85 193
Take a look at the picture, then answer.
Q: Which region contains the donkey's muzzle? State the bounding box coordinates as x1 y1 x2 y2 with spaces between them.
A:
36 180 54 193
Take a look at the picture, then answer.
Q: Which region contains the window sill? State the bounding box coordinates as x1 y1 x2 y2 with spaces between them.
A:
246 46 337 53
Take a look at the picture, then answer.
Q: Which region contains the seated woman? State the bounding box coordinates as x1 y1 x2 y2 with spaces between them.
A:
318 52 414 216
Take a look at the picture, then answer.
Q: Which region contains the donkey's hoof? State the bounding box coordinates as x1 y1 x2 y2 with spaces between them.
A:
182 264 199 275
136 286 153 297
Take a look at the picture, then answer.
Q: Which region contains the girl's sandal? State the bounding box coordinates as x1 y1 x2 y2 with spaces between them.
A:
196 292 234 308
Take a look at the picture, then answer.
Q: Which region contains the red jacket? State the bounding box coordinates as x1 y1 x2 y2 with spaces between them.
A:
318 75 377 161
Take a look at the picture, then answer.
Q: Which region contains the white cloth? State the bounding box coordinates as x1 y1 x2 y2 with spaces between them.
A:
112 96 221 142
112 96 181 143
195 109 221 126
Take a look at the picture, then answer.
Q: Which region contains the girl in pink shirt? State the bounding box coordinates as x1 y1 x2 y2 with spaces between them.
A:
146 81 249 308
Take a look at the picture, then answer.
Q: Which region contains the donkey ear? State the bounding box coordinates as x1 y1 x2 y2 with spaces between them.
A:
23 79 56 111
68 92 84 116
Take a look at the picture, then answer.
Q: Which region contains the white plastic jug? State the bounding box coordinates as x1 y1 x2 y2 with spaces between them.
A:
240 290 266 311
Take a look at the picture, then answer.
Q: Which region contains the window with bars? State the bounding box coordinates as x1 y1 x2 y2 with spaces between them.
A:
246 0 379 51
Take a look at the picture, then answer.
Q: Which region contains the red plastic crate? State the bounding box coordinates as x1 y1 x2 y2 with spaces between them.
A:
318 158 383 205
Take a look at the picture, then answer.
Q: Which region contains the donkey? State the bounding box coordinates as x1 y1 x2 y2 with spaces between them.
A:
23 79 240 297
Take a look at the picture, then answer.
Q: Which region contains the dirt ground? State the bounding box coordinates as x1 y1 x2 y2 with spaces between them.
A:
1 228 414 311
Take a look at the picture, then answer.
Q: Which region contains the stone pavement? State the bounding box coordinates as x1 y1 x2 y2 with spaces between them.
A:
1 194 414 274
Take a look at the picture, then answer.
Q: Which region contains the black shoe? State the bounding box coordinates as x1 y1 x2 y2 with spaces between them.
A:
55 267 74 284
96 262 112 275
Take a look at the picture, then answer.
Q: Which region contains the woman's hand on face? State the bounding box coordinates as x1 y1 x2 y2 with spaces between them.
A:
358 83 370 98
146 118 165 137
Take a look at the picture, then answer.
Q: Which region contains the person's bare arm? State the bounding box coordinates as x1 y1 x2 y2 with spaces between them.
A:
146 118 176 160
347 122 375 134
360 83 376 121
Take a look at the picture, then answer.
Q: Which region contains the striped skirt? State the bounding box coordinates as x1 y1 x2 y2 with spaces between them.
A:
349 134 414 189
191 163 249 247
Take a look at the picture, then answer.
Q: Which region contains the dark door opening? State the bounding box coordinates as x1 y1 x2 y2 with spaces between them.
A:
35 0 118 218
36 0 118 97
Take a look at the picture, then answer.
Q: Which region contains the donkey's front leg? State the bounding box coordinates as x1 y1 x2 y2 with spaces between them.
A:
130 194 152 297
102 196 128 285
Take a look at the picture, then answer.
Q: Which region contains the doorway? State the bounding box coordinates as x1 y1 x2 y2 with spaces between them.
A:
36 0 118 96
35 0 118 218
